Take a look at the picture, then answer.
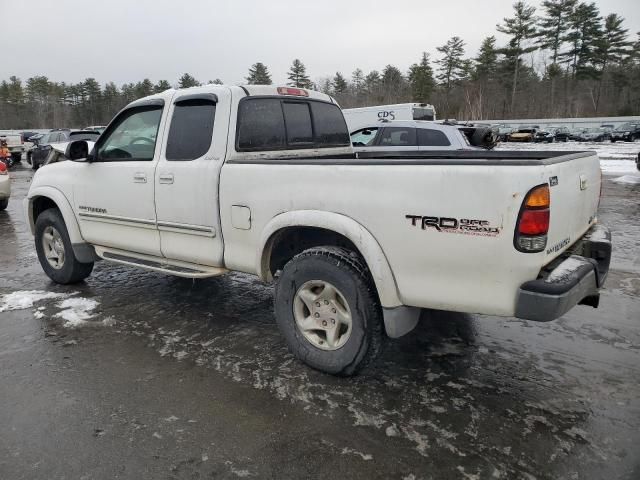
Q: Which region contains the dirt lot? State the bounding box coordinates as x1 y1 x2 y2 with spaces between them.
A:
1 158 639 480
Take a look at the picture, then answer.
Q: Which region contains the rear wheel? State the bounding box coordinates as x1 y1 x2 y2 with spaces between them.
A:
35 209 94 284
274 246 384 376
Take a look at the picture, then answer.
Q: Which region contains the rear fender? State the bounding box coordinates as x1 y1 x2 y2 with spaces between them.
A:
258 210 402 308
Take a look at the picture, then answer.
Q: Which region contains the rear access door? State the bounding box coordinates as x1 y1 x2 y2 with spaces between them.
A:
154 87 231 267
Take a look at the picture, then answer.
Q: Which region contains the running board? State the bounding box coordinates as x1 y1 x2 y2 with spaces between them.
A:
95 247 228 278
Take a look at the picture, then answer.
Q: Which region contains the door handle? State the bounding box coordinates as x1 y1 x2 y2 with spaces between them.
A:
159 173 174 184
133 172 147 183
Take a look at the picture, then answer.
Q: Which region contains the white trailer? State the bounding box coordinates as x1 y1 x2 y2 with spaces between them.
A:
342 103 436 132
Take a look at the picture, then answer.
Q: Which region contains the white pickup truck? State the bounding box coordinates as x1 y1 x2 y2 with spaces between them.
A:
25 85 611 375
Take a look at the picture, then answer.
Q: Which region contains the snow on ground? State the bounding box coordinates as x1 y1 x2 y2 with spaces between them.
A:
613 174 640 185
495 140 640 175
0 290 73 312
53 297 100 328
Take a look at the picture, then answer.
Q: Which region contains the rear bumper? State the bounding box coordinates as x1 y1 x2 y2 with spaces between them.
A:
515 224 611 322
0 176 10 199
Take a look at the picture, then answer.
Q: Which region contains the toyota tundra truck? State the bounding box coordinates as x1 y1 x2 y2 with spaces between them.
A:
24 85 611 375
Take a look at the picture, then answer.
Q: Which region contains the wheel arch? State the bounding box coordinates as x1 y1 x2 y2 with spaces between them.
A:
257 210 402 308
26 186 83 245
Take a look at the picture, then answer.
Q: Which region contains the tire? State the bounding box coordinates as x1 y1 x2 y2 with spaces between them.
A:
0 198 7 211
35 209 94 284
32 158 39 170
11 153 21 163
274 246 384 376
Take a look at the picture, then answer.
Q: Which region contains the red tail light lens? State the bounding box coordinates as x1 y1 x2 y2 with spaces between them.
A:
0 161 7 174
519 209 550 235
515 184 551 253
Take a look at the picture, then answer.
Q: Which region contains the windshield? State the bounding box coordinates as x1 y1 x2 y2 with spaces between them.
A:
350 128 379 146
413 107 434 121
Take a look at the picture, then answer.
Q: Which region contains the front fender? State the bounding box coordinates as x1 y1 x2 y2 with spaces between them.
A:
25 186 83 245
257 210 402 308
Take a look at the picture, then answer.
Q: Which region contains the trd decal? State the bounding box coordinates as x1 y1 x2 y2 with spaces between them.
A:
79 205 108 214
406 215 501 237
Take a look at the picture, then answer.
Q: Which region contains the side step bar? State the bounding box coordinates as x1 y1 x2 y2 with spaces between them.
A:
95 246 228 278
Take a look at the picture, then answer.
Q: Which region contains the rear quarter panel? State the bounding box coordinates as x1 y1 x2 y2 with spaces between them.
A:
220 160 555 316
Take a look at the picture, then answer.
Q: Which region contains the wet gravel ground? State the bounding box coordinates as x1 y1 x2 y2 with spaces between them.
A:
1 160 639 480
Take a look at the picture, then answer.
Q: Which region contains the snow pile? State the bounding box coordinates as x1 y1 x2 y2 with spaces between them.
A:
0 290 72 312
612 174 640 185
53 297 100 328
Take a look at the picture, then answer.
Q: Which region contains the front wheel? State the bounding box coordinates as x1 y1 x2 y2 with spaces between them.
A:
274 246 384 376
35 209 94 284
0 198 8 211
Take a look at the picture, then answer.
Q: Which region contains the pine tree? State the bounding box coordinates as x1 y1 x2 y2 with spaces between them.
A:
474 36 498 80
207 79 223 85
178 73 200 88
153 80 172 93
351 69 365 96
332 72 348 94
435 37 466 116
246 63 272 85
287 59 312 88
560 2 603 79
496 1 537 112
537 0 577 64
408 53 435 103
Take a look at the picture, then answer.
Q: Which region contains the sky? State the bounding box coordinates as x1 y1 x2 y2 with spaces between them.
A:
3 0 639 87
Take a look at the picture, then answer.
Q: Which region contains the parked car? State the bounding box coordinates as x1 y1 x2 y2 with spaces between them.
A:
84 125 106 133
496 126 514 142
578 128 609 142
30 129 101 169
533 130 555 143
551 126 570 142
350 121 481 152
508 127 536 142
610 123 640 142
343 103 437 132
0 131 24 163
568 128 587 141
0 160 10 211
25 84 610 375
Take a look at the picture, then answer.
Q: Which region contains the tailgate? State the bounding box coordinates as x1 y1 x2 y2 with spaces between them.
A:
543 154 601 261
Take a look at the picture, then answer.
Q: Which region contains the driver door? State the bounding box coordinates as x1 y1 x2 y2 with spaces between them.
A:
72 98 170 256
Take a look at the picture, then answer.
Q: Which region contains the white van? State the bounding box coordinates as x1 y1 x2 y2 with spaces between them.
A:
342 103 436 132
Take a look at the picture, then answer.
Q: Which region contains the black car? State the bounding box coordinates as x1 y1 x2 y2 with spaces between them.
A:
551 126 570 142
533 130 555 143
610 123 640 142
30 129 100 170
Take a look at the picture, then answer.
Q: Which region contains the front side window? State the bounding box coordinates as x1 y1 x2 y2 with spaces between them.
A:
97 107 162 161
377 127 416 146
417 128 451 146
413 107 435 121
350 128 379 146
166 99 216 161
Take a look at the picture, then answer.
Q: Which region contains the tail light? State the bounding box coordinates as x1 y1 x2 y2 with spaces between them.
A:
515 184 550 252
0 161 7 175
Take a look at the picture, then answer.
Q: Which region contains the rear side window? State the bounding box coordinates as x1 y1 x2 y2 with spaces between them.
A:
237 98 350 151
377 127 417 146
237 99 286 151
166 99 216 161
417 129 451 146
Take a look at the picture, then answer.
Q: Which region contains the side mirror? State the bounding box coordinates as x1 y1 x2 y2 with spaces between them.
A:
65 140 90 162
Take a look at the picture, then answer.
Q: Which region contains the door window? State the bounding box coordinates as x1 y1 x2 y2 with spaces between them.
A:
350 128 379 146
97 107 163 161
282 102 313 145
166 99 216 161
377 127 416 146
417 129 451 146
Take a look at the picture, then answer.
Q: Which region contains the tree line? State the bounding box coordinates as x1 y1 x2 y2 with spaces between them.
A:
1 0 639 129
